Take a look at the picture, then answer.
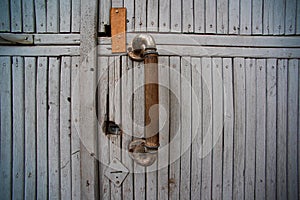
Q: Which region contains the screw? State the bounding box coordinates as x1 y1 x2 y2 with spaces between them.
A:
116 10 119 13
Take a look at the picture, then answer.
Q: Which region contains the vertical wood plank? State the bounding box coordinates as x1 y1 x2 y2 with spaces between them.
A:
112 0 123 7
201 57 212 200
229 0 240 34
191 57 202 200
273 0 285 35
71 0 81 32
97 56 110 200
133 61 146 200
60 57 72 199
37 57 48 199
298 59 300 200
22 0 34 32
158 56 170 200
233 58 245 200
182 0 193 32
47 0 59 32
71 56 81 200
99 0 111 32
276 59 287 200
109 57 122 200
170 0 181 32
121 56 134 200
180 57 191 200
222 58 234 200
48 57 61 199
255 59 266 200
124 0 134 31
287 59 298 199
35 0 47 32
266 58 277 200
297 1 300 34
147 0 158 31
285 0 297 35
159 0 170 31
12 56 24 200
60 0 71 32
245 59 256 200
252 0 263 34
212 58 223 200
169 56 181 199
79 0 98 198
206 0 216 33
135 0 146 31
0 0 10 31
10 0 22 32
240 0 251 34
217 0 228 34
263 0 274 35
194 0 205 33
0 57 12 199
24 57 37 199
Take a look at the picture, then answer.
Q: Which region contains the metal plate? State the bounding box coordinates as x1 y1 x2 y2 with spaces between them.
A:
110 8 126 53
104 158 129 187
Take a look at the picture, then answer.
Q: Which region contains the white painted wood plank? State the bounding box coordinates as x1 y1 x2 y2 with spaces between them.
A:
12 56 24 200
36 57 48 199
194 0 205 33
212 58 223 200
60 0 71 32
79 0 99 196
146 163 157 200
60 57 72 199
217 0 228 34
71 56 81 200
97 56 111 200
191 57 202 200
71 0 81 32
22 0 34 32
287 59 298 199
147 0 158 31
99 0 111 32
298 59 300 200
183 0 193 32
169 56 181 199
255 59 266 200
34 34 80 45
0 46 80 56
245 59 256 200
285 0 297 35
133 61 146 199
159 0 170 31
124 0 134 31
158 56 169 200
266 59 277 200
170 0 181 32
0 57 12 199
135 0 146 31
35 0 47 32
276 59 288 200
263 0 274 35
252 0 263 34
240 0 251 34
121 56 134 200
24 57 37 199
222 58 234 200
48 57 61 199
229 0 240 34
10 0 22 32
180 57 191 200
206 0 216 33
0 0 10 31
273 0 285 35
112 0 123 7
201 57 212 200
47 0 59 32
233 58 245 200
109 57 122 200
